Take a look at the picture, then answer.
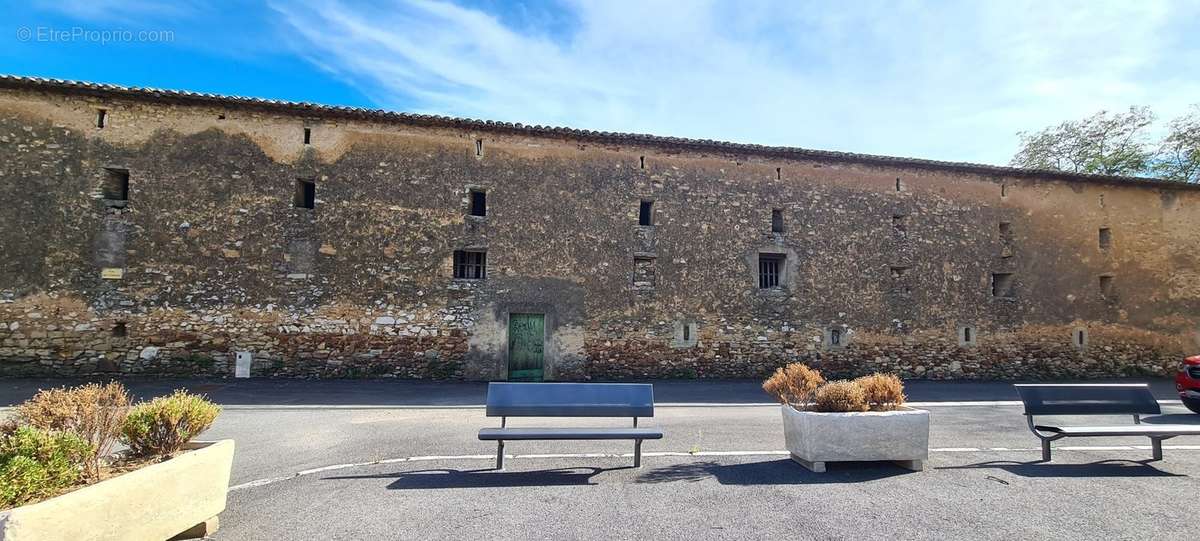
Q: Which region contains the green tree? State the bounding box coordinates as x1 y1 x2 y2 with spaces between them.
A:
1011 106 1155 176
1154 105 1200 183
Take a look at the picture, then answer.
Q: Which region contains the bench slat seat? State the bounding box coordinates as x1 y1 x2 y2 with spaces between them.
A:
1015 383 1199 461
480 382 661 469
1034 424 1200 437
479 427 664 440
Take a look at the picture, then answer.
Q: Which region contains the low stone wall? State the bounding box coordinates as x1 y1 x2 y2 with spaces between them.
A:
0 295 1185 380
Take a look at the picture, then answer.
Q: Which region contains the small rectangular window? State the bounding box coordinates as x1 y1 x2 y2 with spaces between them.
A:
102 168 129 201
96 109 107 128
830 328 842 346
1099 275 1114 298
1098 227 1112 250
639 200 654 226
470 190 487 217
453 250 487 279
991 273 1015 298
112 321 127 338
303 127 311 145
758 254 784 289
294 179 315 209
771 209 784 233
475 139 483 156
999 222 1012 241
682 325 690 341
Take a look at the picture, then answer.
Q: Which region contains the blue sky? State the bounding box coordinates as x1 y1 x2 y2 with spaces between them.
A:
4 0 1199 166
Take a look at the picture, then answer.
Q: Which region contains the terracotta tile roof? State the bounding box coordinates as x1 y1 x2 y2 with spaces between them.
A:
2 74 1195 190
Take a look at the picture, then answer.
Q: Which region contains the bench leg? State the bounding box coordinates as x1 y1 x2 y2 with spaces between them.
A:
633 440 643 468
496 440 505 470
1151 437 1164 461
1040 439 1052 462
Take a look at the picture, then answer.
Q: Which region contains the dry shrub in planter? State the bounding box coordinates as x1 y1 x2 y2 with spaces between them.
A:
121 391 221 458
762 364 826 408
0 425 92 508
854 373 907 410
16 382 130 479
812 380 868 412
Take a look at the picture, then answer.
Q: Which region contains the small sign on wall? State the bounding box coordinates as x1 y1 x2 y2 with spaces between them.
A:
235 351 252 378
100 268 124 280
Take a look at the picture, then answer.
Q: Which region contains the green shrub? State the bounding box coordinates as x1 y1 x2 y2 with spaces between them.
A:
120 391 221 457
0 426 92 508
17 382 130 480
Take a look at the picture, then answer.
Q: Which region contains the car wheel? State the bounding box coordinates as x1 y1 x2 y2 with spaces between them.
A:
1183 397 1200 414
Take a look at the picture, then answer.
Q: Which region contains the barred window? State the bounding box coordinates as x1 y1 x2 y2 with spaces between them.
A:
453 250 487 279
758 254 784 289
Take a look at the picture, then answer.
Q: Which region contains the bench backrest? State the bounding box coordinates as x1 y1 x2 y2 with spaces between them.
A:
1014 384 1160 416
485 382 655 418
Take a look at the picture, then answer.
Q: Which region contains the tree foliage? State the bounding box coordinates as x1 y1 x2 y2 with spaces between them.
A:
1011 105 1199 183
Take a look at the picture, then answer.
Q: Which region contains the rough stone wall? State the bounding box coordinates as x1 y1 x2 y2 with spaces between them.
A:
1 85 1198 380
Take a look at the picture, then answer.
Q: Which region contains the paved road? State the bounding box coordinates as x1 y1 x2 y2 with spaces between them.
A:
3 378 1197 539
0 377 1185 407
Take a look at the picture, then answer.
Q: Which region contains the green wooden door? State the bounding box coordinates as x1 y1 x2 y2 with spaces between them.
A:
508 313 545 381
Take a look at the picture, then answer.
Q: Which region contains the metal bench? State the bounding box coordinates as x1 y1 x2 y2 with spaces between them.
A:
478 382 664 470
1015 383 1200 461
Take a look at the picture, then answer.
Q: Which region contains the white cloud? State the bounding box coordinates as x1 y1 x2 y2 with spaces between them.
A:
271 0 1200 165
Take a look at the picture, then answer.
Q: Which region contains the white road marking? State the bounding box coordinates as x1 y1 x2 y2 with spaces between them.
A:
3 400 1189 411
227 445 1200 492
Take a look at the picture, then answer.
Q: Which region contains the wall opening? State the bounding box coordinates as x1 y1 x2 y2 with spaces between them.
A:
639 200 654 226
771 209 784 233
101 168 129 201
293 179 316 209
830 328 842 346
1001 184 1007 197
1099 274 1114 298
639 156 645 169
959 325 977 346
453 250 487 279
1099 227 1112 250
999 222 1012 241
96 109 107 128
111 322 127 338
758 253 785 289
217 113 226 120
475 139 483 157
890 266 909 278
991 273 1015 298
683 325 690 341
1073 327 1088 349
892 214 908 234
633 257 655 288
895 178 902 191
303 127 311 145
775 167 781 180
469 189 487 217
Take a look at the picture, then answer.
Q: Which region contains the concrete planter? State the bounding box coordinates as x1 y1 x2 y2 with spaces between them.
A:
0 440 235 541
781 405 929 473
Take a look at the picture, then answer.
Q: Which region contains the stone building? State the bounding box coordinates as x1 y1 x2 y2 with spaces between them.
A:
1 75 1198 380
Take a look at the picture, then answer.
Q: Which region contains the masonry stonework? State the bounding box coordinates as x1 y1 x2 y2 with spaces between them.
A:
1 77 1198 380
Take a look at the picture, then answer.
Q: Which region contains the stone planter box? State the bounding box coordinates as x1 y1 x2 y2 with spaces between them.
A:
0 440 235 541
781 405 929 472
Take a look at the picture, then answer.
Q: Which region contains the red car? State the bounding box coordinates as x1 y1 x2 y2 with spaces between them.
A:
1177 355 1200 413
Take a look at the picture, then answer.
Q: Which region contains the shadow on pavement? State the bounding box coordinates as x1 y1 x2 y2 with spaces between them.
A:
635 458 915 485
936 460 1185 478
323 466 631 489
